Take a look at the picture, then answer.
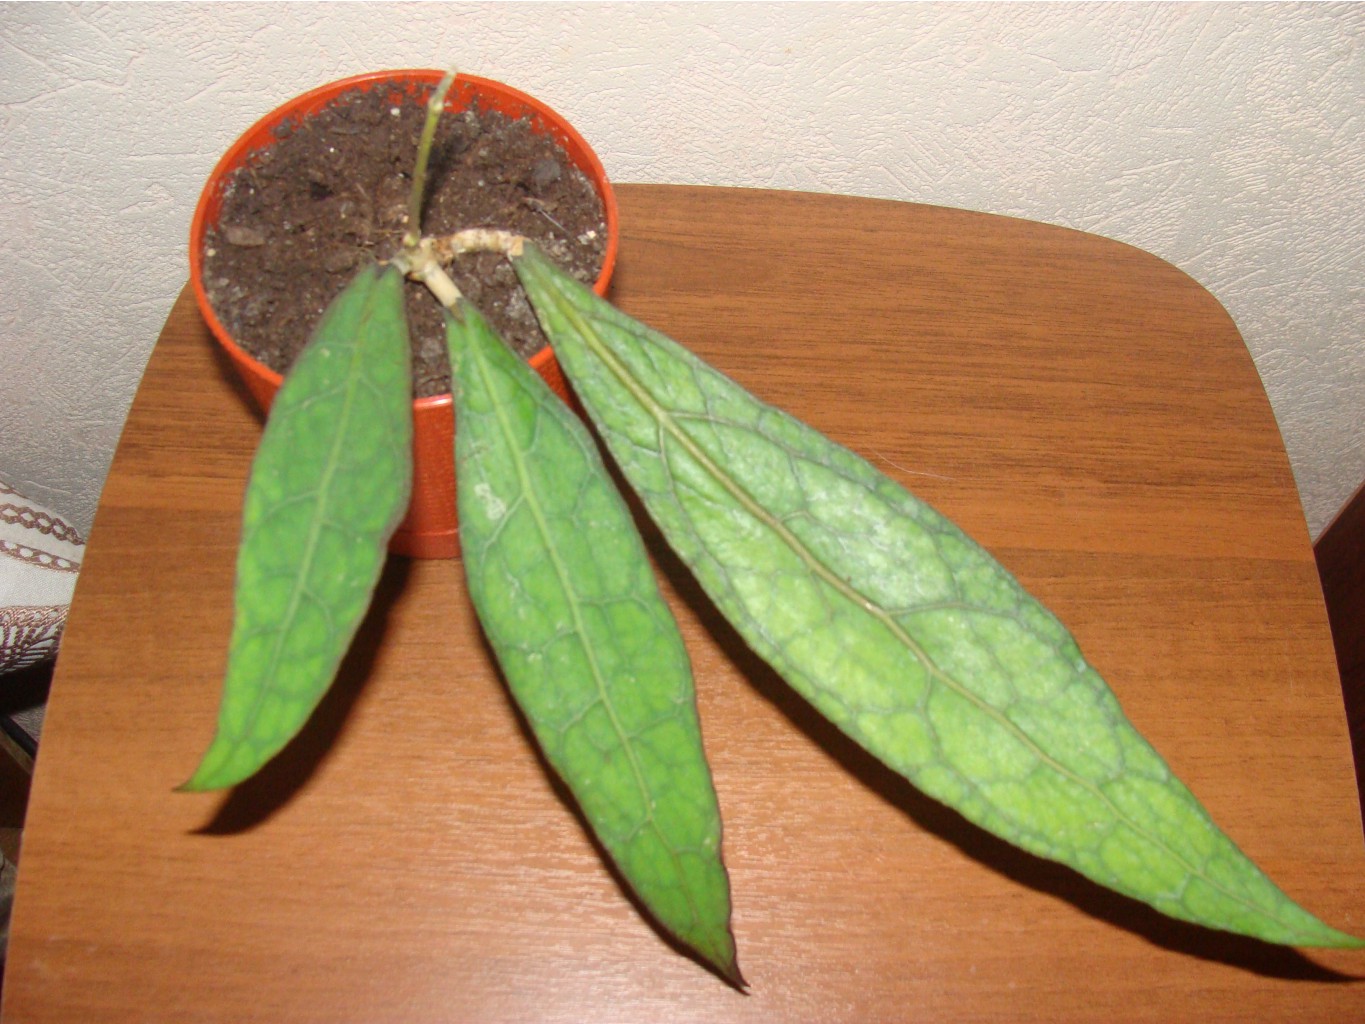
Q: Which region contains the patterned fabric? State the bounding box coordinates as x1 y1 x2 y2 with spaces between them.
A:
0 480 85 674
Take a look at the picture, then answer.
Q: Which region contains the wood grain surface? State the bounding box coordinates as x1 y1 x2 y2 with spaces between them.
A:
4 186 1362 1022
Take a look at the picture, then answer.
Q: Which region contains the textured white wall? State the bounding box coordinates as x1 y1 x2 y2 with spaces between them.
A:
1 2 1361 538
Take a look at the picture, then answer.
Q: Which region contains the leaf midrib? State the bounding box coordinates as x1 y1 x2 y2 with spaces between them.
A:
463 313 691 883
236 275 384 747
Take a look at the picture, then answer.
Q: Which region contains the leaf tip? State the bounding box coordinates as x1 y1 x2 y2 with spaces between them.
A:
717 950 748 992
1309 925 1365 950
176 737 260 794
175 771 227 795
174 769 221 794
683 922 745 990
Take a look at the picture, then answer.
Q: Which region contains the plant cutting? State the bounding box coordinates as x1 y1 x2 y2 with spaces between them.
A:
183 70 1363 985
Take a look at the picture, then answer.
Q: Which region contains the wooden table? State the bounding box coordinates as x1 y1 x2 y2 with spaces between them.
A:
4 186 1362 1021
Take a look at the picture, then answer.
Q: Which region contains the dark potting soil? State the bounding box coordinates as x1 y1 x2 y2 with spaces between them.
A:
201 81 608 398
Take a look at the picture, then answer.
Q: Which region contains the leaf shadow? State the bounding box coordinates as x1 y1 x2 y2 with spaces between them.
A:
469 617 748 992
630 504 1361 985
192 555 412 835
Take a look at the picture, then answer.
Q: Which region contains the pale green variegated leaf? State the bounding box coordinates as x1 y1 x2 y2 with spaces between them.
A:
184 263 412 791
446 299 740 982
513 242 1361 949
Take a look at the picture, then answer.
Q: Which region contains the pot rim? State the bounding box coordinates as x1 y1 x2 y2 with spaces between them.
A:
189 68 618 411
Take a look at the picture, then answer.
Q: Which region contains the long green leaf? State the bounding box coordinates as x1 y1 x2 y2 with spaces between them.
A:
447 299 740 981
513 242 1361 949
184 263 412 791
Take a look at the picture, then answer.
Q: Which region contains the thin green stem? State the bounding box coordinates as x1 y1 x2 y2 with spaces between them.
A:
404 69 458 249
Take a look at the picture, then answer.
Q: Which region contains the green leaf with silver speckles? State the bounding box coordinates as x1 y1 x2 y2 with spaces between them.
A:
513 242 1362 949
183 263 412 791
447 299 740 982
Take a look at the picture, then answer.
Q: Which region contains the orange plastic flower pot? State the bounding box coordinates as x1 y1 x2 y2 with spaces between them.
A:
190 70 619 558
